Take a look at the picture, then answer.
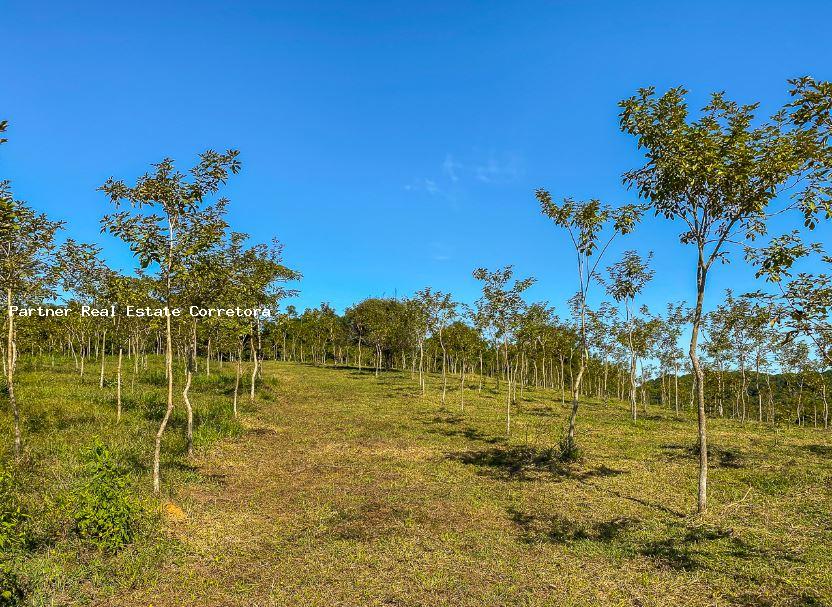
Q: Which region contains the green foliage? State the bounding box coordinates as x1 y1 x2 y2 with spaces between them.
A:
0 560 25 607
0 470 28 554
557 435 583 463
72 441 141 552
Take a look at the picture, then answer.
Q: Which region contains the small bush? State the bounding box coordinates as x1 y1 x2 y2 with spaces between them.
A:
72 441 140 552
0 560 25 607
0 470 28 553
558 437 583 463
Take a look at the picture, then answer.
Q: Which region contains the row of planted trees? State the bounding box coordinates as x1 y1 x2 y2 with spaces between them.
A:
1 128 299 491
4 77 832 513
265 272 830 430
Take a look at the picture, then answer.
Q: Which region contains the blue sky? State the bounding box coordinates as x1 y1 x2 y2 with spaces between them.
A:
2 1 831 317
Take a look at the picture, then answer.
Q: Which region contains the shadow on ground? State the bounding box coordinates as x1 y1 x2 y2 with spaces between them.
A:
507 508 638 545
422 412 506 445
448 444 625 482
661 443 747 468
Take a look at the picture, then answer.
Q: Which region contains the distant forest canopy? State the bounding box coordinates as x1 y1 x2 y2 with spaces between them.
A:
4 76 832 513
8 286 831 424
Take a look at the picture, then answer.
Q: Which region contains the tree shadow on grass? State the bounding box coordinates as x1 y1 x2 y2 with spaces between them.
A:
24 411 53 433
507 507 638 545
448 445 625 481
661 443 746 468
639 537 699 570
640 522 805 574
422 413 506 445
247 427 278 437
521 405 561 418
601 488 686 518
730 590 828 607
803 444 832 458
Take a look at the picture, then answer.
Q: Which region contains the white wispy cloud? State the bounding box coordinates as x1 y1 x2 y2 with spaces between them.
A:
442 153 461 182
429 241 453 262
404 178 441 196
405 150 523 206
474 152 522 184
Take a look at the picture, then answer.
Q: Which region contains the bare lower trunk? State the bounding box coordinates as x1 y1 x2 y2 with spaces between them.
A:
153 312 175 494
627 304 637 421
250 333 257 402
460 362 465 412
566 360 586 452
183 369 193 457
116 348 123 422
99 329 107 389
419 342 425 394
233 343 242 417
674 362 679 416
7 289 20 458
441 335 447 405
504 341 512 435
691 257 708 513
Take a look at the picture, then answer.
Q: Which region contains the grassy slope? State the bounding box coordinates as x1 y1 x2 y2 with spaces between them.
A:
4 360 832 606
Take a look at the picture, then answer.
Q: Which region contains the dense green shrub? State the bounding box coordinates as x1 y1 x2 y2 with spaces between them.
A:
72 441 140 552
0 470 28 553
557 436 583 463
0 560 25 607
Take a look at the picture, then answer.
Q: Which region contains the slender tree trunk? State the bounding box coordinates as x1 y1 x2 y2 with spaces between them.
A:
460 360 465 412
566 356 586 452
6 289 20 458
183 368 193 457
441 331 448 405
626 302 637 421
154 226 176 495
99 329 107 389
153 312 175 494
690 255 708 513
116 348 123 422
504 338 512 435
250 329 257 402
674 361 680 416
233 342 242 417
419 341 425 394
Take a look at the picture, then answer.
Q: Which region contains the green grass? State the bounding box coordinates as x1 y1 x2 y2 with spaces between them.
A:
2 359 832 605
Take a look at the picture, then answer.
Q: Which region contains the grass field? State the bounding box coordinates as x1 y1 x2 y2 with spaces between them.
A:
2 359 832 606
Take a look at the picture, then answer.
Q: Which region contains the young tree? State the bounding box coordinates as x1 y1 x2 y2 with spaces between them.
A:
536 194 641 454
101 149 241 493
605 250 655 421
619 82 829 512
443 318 481 412
412 288 456 402
472 266 535 435
176 202 231 453
56 239 118 410
412 288 455 397
0 191 63 457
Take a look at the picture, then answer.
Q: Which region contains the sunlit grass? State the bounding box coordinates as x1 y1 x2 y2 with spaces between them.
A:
2 358 831 605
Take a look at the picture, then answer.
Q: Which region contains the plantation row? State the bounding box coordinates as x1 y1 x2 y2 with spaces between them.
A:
3 77 832 523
